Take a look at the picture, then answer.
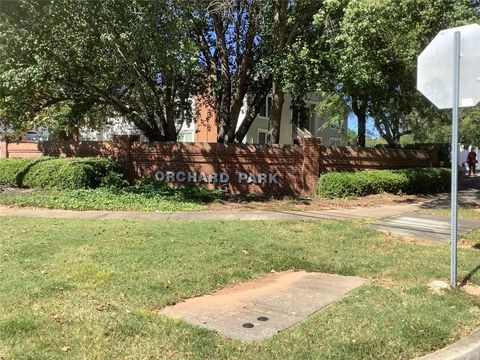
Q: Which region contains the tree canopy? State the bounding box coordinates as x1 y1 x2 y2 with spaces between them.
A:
0 0 199 141
0 0 324 143
313 0 477 147
0 0 479 146
190 0 323 144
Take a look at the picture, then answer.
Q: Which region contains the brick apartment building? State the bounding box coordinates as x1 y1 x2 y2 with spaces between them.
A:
16 93 347 146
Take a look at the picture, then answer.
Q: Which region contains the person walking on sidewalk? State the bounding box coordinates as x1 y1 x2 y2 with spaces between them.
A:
466 147 477 176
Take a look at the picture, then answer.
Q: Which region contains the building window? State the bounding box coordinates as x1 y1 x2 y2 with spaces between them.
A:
178 130 194 142
259 97 272 118
330 122 340 130
291 103 312 130
26 132 39 141
329 138 342 147
257 128 268 144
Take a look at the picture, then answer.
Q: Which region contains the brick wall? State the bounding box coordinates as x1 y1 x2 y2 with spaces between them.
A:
319 145 438 173
131 139 321 196
0 136 321 196
0 136 437 196
3 141 41 158
5 140 115 158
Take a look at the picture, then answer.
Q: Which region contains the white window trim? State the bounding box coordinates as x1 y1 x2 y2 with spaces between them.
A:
257 128 268 144
178 130 194 143
258 96 272 119
329 137 342 146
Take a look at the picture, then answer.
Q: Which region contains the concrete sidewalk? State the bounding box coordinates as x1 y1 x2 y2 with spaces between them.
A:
0 203 421 221
370 213 480 242
0 175 478 222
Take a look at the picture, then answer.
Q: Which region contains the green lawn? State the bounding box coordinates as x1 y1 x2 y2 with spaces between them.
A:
0 217 479 360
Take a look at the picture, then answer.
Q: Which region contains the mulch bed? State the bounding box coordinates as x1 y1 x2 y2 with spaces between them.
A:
207 193 437 212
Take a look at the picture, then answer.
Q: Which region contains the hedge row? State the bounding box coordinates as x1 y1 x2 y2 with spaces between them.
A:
0 157 124 190
0 158 46 187
317 168 451 198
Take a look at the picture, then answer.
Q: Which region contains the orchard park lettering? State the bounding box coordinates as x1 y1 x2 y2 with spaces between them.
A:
154 171 279 184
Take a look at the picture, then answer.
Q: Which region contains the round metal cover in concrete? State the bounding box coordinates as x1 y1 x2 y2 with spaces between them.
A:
158 270 367 342
417 23 480 109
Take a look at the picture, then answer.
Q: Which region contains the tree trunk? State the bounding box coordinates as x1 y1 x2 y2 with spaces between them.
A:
165 120 178 142
226 95 246 143
128 114 165 142
356 112 366 147
268 81 284 144
57 130 68 141
164 85 179 142
212 14 233 144
352 97 367 147
383 131 401 148
267 0 287 144
70 127 80 141
234 78 272 143
216 113 230 143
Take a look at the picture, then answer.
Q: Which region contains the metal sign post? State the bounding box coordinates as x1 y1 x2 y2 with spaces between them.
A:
417 23 480 288
450 31 460 288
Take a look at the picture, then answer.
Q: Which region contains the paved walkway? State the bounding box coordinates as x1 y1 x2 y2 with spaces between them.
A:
366 176 480 241
0 203 421 221
2 201 479 244
370 213 480 242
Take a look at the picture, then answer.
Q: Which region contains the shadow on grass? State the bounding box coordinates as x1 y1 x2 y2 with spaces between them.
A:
460 265 480 287
222 194 308 203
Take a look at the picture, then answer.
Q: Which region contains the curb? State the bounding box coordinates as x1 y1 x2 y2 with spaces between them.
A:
414 329 480 360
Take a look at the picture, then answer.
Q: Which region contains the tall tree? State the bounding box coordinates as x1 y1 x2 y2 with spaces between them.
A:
314 0 475 147
411 106 480 148
367 0 476 146
314 0 372 146
0 0 199 141
191 0 269 143
192 0 323 144
267 0 288 144
265 1 323 144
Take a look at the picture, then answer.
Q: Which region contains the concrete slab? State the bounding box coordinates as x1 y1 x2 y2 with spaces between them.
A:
370 213 480 241
0 204 421 221
158 270 367 342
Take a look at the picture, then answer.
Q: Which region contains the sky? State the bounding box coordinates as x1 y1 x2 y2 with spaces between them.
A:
347 113 379 137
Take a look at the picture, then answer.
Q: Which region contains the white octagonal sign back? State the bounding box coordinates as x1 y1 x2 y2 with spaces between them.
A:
417 24 480 109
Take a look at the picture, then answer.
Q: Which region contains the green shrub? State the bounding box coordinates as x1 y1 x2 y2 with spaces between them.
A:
317 168 451 198
0 157 125 190
0 158 51 187
397 168 451 194
22 158 125 190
